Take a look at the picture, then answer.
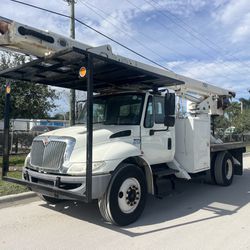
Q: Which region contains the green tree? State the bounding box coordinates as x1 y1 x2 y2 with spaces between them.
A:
214 101 241 130
233 109 250 133
239 97 250 110
52 113 68 120
0 52 58 119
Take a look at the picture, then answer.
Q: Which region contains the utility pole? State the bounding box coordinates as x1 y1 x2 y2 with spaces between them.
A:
240 100 243 114
64 0 76 126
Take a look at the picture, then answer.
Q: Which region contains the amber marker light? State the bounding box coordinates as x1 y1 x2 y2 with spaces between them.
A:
79 66 87 78
6 84 11 94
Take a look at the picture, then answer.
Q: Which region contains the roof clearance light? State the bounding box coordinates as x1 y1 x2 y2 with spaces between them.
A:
79 67 87 78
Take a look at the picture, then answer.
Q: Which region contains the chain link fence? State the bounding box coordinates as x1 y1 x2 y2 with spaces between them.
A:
0 119 69 155
214 129 250 143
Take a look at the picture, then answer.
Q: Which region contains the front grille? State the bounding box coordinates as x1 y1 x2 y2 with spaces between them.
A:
30 140 67 170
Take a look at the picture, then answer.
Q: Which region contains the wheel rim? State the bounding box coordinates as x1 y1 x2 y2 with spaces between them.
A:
225 159 233 180
118 177 141 214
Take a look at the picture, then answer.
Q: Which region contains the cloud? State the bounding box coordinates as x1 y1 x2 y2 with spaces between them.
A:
214 0 250 42
232 13 250 42
215 0 250 25
166 59 250 98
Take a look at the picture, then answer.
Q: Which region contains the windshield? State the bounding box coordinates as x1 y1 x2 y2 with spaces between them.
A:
77 93 144 125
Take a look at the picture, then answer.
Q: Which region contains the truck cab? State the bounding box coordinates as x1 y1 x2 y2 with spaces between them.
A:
22 91 177 225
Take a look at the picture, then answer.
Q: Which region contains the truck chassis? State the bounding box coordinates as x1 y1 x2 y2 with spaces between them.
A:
0 16 247 225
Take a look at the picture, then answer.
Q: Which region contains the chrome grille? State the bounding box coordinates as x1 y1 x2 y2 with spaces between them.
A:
30 140 67 170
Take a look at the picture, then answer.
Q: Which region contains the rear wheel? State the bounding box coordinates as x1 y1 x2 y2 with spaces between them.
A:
98 164 147 226
214 151 234 186
205 154 216 184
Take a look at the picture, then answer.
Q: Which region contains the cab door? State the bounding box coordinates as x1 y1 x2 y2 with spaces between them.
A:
141 95 175 165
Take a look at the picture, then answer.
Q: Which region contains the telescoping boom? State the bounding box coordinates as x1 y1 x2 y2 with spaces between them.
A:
0 16 234 115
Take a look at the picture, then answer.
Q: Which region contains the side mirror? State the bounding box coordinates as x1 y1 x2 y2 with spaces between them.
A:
164 93 175 127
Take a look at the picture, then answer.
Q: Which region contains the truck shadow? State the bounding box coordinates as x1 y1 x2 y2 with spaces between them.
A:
40 168 250 237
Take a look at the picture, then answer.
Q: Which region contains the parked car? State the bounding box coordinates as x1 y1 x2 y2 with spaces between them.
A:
223 126 242 142
224 126 236 135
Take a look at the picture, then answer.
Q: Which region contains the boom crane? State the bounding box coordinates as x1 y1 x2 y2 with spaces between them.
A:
171 75 235 116
0 15 234 117
0 16 246 226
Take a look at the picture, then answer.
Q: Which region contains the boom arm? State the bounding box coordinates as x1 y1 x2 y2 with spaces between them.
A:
0 16 235 116
170 74 235 116
0 16 91 57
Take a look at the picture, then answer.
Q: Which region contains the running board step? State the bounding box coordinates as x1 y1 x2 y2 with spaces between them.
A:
152 168 179 178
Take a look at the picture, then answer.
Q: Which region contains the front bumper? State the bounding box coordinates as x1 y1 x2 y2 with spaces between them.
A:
21 167 111 200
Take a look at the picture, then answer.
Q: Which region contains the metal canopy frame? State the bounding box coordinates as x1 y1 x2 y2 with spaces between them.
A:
0 47 183 92
1 47 184 203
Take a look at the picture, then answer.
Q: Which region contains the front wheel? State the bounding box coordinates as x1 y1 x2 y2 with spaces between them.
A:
98 164 147 226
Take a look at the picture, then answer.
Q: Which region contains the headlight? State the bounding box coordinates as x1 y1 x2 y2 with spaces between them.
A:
24 153 31 168
67 161 106 175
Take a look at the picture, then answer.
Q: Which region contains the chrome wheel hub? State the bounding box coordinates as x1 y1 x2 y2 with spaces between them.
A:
225 159 233 180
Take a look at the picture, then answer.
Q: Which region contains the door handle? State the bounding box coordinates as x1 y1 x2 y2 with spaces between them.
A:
149 128 168 136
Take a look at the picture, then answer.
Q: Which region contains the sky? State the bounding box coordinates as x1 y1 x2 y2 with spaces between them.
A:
1 0 250 114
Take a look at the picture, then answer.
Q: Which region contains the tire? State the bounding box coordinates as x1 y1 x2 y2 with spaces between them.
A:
214 151 234 186
98 190 112 223
98 164 147 226
204 154 216 184
40 194 63 204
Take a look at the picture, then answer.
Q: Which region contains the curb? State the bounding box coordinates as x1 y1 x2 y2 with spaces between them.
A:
0 191 37 204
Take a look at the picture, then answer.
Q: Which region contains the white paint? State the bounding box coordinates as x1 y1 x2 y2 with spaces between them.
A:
175 115 210 173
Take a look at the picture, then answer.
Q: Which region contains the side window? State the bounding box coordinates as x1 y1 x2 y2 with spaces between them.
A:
144 96 154 128
155 96 165 124
93 103 105 123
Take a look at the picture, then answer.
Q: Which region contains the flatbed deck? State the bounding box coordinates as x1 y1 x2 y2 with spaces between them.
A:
211 142 247 153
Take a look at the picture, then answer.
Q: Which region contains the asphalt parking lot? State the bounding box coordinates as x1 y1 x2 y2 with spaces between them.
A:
1 156 250 250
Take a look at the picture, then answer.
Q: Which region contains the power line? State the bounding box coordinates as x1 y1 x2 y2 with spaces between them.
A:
77 0 177 66
80 0 247 85
80 0 245 85
7 0 246 87
126 0 213 58
79 0 188 60
146 0 250 75
149 0 250 70
9 0 171 71
125 0 248 78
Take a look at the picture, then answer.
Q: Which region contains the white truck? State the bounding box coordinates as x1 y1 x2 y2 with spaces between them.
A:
0 17 246 226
